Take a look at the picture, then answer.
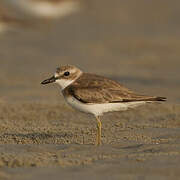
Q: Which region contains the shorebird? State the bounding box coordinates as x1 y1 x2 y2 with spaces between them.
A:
41 65 166 145
8 0 81 19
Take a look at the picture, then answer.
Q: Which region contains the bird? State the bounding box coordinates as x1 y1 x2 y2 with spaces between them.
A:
41 65 166 145
8 0 81 19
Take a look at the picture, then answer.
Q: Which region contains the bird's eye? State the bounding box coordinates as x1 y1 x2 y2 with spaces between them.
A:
64 71 70 76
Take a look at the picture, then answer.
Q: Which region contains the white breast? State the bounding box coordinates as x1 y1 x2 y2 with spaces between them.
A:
65 95 146 116
55 79 75 90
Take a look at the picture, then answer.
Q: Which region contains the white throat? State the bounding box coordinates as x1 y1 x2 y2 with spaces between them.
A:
54 72 82 90
55 79 75 90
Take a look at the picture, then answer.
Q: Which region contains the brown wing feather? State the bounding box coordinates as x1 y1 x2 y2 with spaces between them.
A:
64 73 166 104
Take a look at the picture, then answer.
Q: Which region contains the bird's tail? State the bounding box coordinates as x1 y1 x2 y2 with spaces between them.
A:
154 97 167 101
125 95 167 102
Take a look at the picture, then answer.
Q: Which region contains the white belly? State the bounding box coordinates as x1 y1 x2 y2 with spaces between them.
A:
65 96 146 116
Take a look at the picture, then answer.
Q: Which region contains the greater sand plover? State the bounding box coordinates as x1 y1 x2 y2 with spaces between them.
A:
41 65 166 145
9 0 81 19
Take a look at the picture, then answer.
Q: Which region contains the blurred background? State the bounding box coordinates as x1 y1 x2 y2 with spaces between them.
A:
0 0 179 104
0 1 180 178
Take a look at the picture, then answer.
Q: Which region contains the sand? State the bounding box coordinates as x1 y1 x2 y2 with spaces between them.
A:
0 0 180 179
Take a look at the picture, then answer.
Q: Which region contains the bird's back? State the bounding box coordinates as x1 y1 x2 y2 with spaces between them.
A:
63 73 166 104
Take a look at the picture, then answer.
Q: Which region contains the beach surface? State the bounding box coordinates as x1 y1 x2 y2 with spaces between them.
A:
0 0 180 179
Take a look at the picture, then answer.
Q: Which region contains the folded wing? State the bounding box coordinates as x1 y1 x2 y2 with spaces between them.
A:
64 73 166 104
66 86 166 104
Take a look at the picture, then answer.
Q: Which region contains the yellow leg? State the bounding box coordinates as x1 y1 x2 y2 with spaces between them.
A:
95 116 102 146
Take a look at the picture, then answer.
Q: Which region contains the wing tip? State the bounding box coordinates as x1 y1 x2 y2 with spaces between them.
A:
156 96 167 101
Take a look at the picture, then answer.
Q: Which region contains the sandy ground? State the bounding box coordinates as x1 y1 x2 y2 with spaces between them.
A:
0 0 180 179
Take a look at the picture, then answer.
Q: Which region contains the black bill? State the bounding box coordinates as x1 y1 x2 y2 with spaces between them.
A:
41 76 57 85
